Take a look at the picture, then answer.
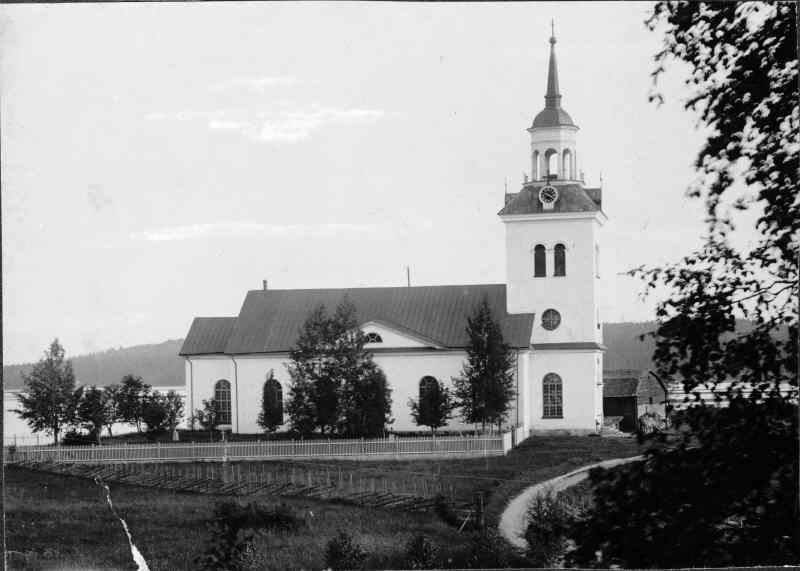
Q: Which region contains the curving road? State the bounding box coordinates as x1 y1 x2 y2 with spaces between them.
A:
498 455 644 550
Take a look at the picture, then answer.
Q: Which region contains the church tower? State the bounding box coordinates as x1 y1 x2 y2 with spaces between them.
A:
499 26 606 434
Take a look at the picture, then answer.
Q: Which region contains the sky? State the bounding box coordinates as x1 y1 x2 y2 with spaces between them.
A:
1 2 730 365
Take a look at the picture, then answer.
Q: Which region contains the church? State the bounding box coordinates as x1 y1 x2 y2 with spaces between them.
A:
180 30 606 436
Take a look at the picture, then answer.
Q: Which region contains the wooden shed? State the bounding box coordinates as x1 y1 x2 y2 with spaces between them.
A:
603 369 668 432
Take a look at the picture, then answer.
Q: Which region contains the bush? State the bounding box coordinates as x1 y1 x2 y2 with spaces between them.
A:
460 528 513 569
196 501 303 571
325 531 367 570
404 535 439 570
61 430 96 446
525 489 586 567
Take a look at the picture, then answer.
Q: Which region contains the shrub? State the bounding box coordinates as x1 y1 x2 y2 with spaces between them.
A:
461 528 512 569
325 531 367 570
196 501 303 571
61 430 96 446
404 534 439 570
524 488 586 567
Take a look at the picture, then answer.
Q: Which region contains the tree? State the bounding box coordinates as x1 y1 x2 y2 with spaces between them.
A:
339 363 393 438
257 370 284 434
452 296 515 431
15 339 83 445
76 385 116 444
115 374 152 433
332 298 392 437
194 398 220 439
632 1 798 398
286 298 392 437
569 3 799 567
409 377 455 435
142 390 184 439
102 384 122 437
568 397 798 567
286 304 329 436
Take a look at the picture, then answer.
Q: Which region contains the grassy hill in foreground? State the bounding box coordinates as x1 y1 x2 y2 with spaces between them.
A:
3 323 659 391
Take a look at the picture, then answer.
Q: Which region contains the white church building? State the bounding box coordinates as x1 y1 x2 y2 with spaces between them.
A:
180 31 606 436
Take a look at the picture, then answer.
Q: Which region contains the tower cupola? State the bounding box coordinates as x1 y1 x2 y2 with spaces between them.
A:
528 24 580 182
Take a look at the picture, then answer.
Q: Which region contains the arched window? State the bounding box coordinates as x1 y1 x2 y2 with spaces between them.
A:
365 332 383 344
214 379 232 425
542 373 563 418
532 150 540 180
562 149 572 180
554 243 566 276
533 244 546 277
544 148 559 179
419 376 438 400
261 376 284 428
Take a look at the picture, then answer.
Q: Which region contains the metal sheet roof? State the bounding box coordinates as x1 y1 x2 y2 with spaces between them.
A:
498 183 602 216
179 317 237 356
223 284 534 354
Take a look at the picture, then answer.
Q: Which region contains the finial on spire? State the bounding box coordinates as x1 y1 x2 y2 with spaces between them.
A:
545 21 561 108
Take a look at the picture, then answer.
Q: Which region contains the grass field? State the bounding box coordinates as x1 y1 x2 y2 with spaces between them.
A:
5 435 640 570
5 465 466 571
223 434 641 521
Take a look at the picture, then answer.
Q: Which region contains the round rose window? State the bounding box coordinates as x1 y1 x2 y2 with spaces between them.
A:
542 309 561 331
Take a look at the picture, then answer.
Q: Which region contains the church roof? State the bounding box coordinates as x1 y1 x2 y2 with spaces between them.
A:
498 182 602 216
180 317 237 355
180 284 535 356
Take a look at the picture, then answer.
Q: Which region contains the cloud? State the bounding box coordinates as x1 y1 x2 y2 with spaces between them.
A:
146 104 387 143
130 222 382 242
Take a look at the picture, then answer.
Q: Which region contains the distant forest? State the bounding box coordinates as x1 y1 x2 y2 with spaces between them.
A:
3 323 659 391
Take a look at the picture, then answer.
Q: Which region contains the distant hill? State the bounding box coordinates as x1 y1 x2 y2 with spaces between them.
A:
3 323 664 391
3 339 186 391
602 322 657 370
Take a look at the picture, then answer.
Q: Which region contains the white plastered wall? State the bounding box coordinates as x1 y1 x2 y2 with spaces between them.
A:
504 215 603 345
528 349 603 433
186 349 528 434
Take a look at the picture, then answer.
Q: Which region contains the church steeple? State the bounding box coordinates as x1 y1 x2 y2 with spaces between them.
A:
528 23 580 181
530 22 576 130
545 21 561 109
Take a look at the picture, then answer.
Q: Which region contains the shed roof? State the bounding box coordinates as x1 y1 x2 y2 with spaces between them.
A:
181 284 535 356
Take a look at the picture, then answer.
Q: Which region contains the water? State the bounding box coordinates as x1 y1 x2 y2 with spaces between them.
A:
4 388 186 446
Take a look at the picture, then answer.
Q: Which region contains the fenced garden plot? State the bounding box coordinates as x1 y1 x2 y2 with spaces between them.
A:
12 459 475 521
4 434 509 463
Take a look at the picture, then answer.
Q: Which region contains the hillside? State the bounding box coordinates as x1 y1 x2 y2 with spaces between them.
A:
3 323 661 391
3 339 185 391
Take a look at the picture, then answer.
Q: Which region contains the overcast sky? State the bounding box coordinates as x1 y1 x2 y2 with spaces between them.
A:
2 2 736 364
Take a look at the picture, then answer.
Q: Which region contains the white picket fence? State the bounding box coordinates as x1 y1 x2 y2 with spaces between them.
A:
4 434 511 464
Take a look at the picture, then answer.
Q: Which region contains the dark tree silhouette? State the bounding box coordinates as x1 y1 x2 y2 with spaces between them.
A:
16 339 83 445
257 369 284 434
570 4 799 567
631 1 798 396
286 298 392 437
452 296 515 431
408 376 455 435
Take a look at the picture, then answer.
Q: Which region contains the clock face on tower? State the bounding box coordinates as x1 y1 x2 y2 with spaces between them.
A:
539 185 558 208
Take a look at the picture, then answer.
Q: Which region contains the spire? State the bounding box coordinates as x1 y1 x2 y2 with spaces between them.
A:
545 20 561 109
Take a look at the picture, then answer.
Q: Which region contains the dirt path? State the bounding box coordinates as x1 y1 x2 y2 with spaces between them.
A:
498 455 643 550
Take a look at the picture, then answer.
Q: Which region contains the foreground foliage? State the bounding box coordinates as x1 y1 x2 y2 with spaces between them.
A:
568 397 798 567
